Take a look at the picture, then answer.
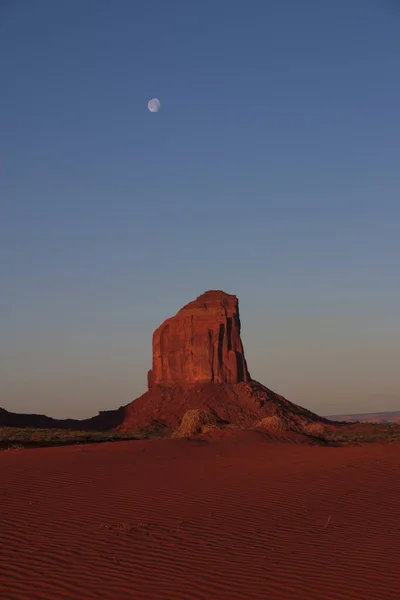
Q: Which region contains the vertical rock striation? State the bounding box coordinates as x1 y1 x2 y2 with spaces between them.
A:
149 290 251 387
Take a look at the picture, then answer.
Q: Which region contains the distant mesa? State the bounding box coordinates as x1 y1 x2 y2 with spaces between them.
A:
1 290 332 437
0 405 125 432
328 411 400 424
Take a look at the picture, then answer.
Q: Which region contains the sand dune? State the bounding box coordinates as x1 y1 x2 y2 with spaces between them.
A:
1 432 399 600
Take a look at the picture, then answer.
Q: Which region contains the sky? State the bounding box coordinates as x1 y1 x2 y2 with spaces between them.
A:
1 0 399 419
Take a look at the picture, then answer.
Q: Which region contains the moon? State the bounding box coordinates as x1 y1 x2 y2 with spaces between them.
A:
148 98 160 113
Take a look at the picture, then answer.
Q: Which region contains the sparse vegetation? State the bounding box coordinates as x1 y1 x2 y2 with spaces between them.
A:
2 420 400 450
254 417 400 445
323 423 400 445
302 422 326 438
0 427 148 449
256 415 287 432
2 442 24 452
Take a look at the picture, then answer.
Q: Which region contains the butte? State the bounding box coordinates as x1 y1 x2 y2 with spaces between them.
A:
119 290 329 434
0 290 332 435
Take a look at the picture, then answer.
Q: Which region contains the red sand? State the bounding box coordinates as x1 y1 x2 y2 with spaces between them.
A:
1 432 399 600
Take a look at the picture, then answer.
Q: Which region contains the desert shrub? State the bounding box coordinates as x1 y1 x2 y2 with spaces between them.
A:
255 415 287 432
302 422 326 438
2 443 24 452
172 410 217 438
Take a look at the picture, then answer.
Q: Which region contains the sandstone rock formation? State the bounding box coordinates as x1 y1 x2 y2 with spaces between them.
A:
119 290 331 435
149 290 250 387
1 289 334 438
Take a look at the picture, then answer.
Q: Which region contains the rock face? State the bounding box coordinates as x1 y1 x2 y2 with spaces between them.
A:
149 290 251 387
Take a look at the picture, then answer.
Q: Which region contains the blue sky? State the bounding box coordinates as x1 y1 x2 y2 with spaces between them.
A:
1 0 399 418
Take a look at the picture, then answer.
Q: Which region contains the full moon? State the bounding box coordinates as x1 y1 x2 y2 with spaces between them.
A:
148 98 160 113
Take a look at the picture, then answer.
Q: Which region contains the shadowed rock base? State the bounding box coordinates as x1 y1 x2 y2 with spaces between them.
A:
118 380 329 433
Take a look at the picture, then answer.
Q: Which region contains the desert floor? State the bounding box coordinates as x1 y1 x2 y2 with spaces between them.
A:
1 430 399 600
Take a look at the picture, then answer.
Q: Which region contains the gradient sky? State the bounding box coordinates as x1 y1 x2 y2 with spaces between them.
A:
1 0 399 419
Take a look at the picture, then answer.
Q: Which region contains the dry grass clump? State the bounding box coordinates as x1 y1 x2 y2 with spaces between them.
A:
1 442 24 452
172 410 217 438
302 422 326 438
255 415 288 432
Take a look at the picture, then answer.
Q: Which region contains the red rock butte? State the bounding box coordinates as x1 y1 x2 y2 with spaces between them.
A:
0 289 333 436
120 290 330 434
149 290 250 387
